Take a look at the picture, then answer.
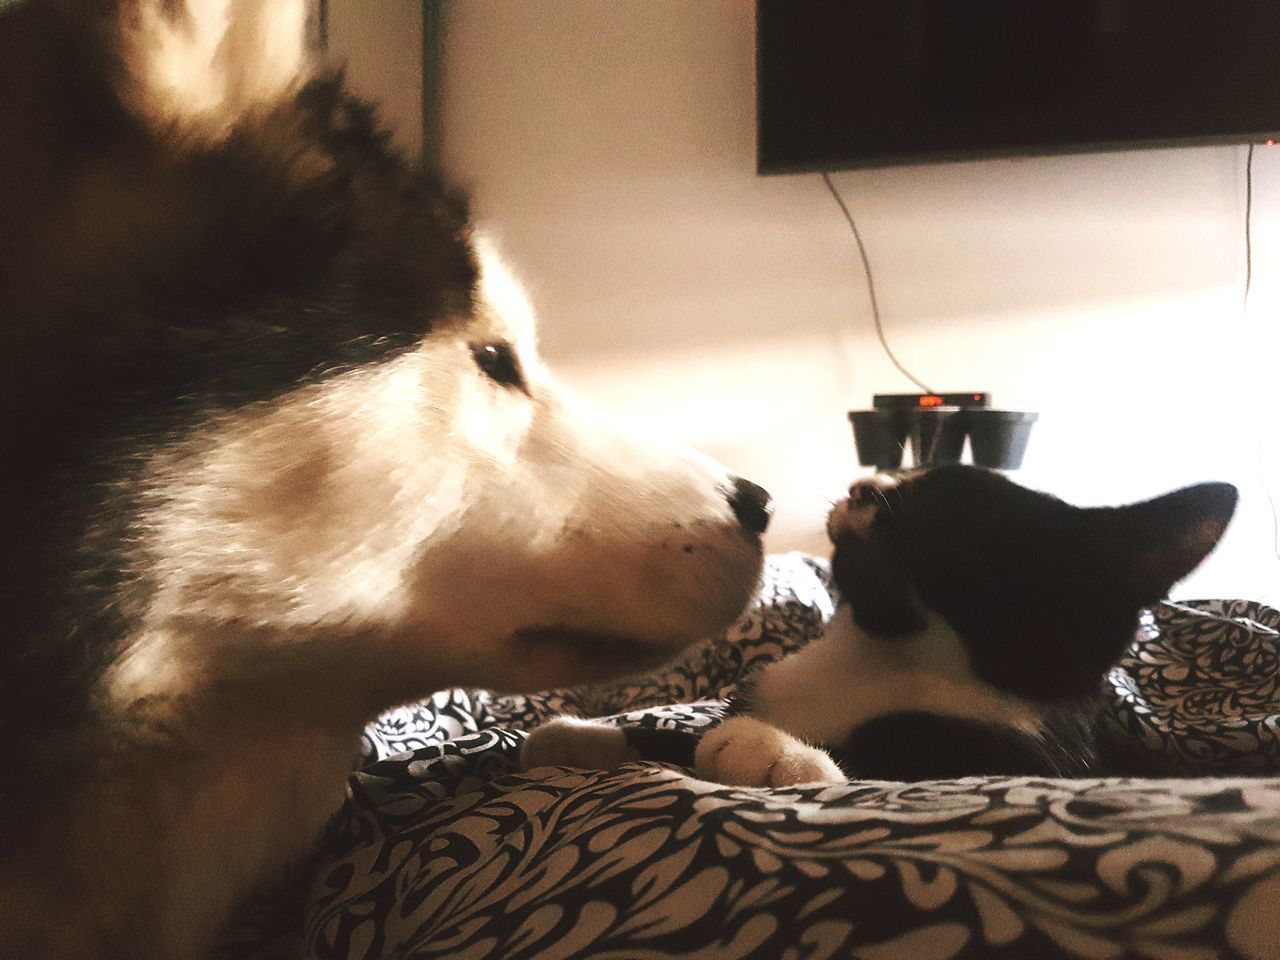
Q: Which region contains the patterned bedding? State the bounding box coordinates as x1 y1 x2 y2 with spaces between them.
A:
222 555 1280 960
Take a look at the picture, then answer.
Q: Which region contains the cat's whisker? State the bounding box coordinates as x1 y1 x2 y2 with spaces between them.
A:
872 486 900 522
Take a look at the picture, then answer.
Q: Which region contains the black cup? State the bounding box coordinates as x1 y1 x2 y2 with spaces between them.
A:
967 410 1038 469
848 409 910 470
911 406 966 466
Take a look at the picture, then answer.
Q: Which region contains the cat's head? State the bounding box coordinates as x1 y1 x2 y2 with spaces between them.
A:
828 466 1237 700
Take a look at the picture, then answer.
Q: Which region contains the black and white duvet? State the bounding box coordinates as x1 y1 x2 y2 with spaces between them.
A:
222 555 1280 959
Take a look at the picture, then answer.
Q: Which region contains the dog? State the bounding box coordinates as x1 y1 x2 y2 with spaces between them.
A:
0 3 770 957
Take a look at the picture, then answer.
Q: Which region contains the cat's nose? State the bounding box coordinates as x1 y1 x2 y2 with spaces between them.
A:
727 476 772 536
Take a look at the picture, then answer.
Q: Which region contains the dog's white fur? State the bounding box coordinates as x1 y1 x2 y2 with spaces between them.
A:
123 0 309 134
0 5 763 958
109 245 759 705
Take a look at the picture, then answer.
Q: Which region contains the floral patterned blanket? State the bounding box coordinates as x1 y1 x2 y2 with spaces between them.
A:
223 555 1280 960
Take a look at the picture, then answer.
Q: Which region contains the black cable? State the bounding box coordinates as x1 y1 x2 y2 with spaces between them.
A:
820 171 934 394
1243 143 1280 564
1245 143 1255 308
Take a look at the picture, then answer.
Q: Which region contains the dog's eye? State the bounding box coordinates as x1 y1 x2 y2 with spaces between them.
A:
471 342 527 392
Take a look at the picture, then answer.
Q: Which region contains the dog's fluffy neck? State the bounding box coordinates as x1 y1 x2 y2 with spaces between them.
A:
106 622 414 730
8 604 451 960
45 697 358 960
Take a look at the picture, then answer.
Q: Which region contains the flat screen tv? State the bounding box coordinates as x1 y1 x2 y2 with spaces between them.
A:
757 0 1280 173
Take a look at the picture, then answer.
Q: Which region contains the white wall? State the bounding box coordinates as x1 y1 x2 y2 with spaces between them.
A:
339 1 1280 603
326 0 423 150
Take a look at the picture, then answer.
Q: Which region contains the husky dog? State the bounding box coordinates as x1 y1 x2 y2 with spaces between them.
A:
0 2 769 957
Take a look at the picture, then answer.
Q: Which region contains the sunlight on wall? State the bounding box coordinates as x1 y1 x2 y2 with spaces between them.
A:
549 282 1277 603
342 0 1280 602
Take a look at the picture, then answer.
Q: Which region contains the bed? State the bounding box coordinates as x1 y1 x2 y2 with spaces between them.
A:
220 554 1280 959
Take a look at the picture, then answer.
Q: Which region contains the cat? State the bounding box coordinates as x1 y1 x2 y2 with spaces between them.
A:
522 465 1238 786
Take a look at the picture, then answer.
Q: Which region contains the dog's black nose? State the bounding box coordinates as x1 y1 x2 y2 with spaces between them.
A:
727 476 772 536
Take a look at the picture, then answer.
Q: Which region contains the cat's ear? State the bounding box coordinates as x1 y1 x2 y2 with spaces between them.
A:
1096 482 1237 604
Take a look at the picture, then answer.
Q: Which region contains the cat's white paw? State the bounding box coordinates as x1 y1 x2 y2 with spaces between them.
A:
520 716 639 771
694 716 846 787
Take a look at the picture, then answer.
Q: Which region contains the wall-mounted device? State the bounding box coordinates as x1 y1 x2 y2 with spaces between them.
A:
758 0 1280 173
849 393 1037 472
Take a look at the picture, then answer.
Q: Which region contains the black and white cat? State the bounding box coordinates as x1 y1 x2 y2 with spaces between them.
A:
522 466 1238 786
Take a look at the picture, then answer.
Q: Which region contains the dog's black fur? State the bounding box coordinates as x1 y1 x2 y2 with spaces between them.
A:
0 1 475 818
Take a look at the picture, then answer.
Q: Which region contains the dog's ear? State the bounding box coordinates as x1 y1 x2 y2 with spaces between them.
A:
117 0 312 131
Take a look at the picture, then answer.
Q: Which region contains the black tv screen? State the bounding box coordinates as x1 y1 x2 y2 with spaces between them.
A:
757 0 1280 173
